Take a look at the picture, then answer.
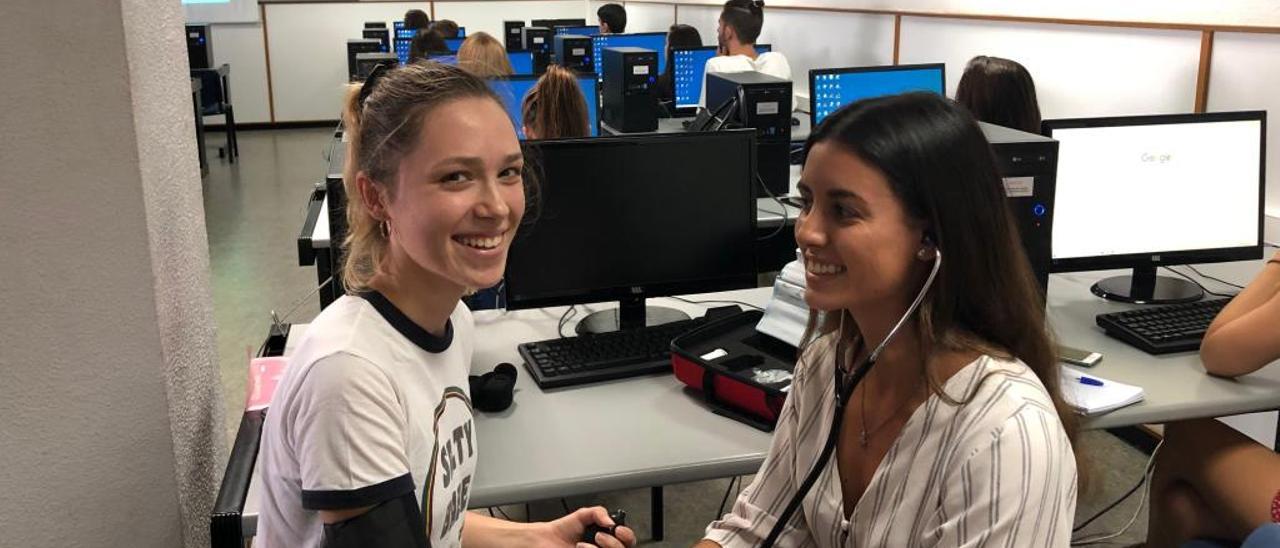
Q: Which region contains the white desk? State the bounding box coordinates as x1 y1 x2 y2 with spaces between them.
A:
236 258 1280 538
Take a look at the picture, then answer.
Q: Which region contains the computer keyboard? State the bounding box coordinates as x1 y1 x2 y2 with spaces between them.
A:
520 317 711 389
1095 297 1231 355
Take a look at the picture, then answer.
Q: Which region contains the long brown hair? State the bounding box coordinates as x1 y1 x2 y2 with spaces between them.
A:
339 63 530 294
800 92 1080 463
955 55 1043 134
521 65 590 139
457 32 513 79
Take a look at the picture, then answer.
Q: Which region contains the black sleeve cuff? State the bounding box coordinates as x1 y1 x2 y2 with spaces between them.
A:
302 473 416 510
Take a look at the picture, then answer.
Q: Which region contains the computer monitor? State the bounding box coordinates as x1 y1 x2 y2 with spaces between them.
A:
809 63 945 127
507 50 535 75
1042 111 1266 304
444 37 465 52
533 18 587 29
504 130 758 333
487 74 600 137
427 54 458 66
591 33 667 81
394 22 415 64
457 26 466 38
556 25 600 36
671 44 773 113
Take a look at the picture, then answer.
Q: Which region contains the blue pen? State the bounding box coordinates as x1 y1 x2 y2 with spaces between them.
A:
1078 376 1104 387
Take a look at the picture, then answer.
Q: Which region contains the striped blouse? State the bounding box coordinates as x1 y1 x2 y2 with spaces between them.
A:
704 335 1078 547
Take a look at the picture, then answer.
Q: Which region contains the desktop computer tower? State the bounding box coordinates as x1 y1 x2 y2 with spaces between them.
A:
504 21 526 51
553 35 593 73
705 71 792 197
522 27 553 74
186 25 213 70
980 121 1058 298
362 27 390 53
354 53 398 81
347 39 383 82
602 47 659 133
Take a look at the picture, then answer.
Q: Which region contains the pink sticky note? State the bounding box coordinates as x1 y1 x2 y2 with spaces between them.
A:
246 357 290 411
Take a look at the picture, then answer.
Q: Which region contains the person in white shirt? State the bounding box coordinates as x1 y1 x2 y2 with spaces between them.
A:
699 0 792 108
696 93 1080 547
256 62 637 548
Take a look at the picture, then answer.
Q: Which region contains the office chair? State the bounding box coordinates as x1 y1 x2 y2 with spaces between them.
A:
191 63 239 163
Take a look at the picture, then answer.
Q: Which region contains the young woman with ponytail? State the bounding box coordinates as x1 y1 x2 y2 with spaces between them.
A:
256 62 636 548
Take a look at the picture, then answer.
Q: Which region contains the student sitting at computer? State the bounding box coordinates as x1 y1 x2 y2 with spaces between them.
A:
404 9 430 33
409 29 452 63
597 3 627 34
255 62 636 548
521 65 591 140
699 0 792 107
954 55 1042 134
1147 249 1280 548
656 24 703 106
697 92 1079 547
430 19 461 39
457 32 513 79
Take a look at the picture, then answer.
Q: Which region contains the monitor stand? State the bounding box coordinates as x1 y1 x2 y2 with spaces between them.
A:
575 296 690 335
1090 265 1203 305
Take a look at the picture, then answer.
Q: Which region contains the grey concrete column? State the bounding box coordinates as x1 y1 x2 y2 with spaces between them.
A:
0 0 226 546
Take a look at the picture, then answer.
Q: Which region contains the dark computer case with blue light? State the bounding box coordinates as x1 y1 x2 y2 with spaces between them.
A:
602 47 659 132
980 121 1058 298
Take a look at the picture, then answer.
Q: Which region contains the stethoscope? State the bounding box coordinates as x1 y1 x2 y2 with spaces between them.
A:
760 246 942 547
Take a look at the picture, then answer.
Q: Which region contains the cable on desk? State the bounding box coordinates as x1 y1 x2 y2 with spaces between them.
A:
667 296 763 312
756 174 791 241
1071 440 1163 539
557 305 578 338
1160 267 1236 298
1184 265 1246 290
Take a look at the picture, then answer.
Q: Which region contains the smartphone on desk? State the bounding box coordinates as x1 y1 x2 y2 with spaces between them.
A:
1059 345 1103 367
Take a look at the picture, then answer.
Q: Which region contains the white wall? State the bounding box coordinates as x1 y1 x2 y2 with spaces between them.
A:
210 22 272 124
436 0 585 39
1209 32 1280 219
1 0 224 545
625 2 676 33
900 17 1202 119
656 0 1280 27
265 2 427 122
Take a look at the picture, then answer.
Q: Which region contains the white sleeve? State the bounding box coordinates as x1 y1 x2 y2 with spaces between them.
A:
928 408 1078 547
703 361 816 547
291 352 414 511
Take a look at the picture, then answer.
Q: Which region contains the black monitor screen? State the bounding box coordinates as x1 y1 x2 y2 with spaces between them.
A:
505 131 758 309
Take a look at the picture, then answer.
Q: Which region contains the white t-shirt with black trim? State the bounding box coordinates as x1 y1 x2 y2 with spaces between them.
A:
257 292 477 548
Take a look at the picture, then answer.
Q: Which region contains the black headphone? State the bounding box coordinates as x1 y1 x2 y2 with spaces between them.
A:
470 363 517 412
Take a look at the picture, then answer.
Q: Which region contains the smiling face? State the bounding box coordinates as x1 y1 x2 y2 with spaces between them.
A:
794 141 929 314
379 96 526 292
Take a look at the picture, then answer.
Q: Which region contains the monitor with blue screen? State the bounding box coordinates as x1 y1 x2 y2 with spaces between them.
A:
428 54 458 66
444 37 465 52
507 50 535 75
488 74 600 138
671 44 772 112
809 63 945 127
457 27 466 38
556 25 600 36
591 33 666 81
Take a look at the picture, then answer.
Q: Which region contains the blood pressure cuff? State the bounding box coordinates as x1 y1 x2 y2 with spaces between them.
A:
322 492 430 548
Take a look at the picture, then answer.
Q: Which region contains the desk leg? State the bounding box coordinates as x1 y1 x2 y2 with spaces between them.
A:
651 486 664 541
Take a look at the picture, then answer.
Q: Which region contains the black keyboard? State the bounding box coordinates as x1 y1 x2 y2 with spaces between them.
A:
520 317 710 389
1095 297 1231 354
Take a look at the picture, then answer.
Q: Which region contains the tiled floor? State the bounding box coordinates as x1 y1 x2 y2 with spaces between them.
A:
202 128 1151 546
